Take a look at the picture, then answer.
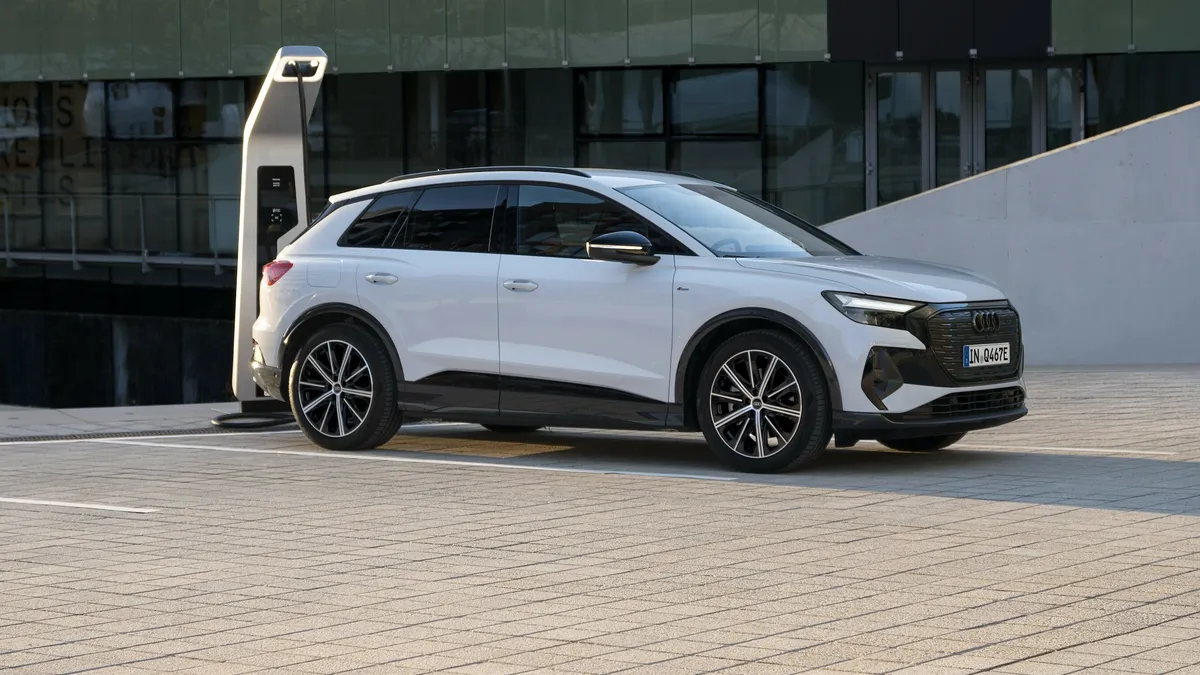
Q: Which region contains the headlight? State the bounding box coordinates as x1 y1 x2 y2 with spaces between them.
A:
823 292 922 330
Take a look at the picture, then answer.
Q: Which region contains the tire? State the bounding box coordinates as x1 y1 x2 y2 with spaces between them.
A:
878 432 966 452
288 323 402 452
696 329 832 473
481 424 544 434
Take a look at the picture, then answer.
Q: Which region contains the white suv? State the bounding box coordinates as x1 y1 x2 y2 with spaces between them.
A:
251 167 1026 473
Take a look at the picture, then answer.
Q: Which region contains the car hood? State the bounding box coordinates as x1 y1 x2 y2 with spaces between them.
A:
735 255 1007 303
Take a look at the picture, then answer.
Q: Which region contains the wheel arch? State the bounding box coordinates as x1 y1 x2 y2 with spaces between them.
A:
675 308 842 429
280 303 405 395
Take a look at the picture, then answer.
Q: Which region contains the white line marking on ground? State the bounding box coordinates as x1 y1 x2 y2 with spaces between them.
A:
0 438 80 447
90 439 737 482
0 497 158 513
954 443 1173 456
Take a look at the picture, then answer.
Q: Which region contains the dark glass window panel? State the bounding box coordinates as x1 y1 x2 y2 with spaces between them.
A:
178 79 246 139
670 68 759 136
671 140 762 196
1086 54 1200 137
394 184 499 253
404 72 488 172
577 141 667 171
43 83 107 251
178 144 242 255
1046 67 1075 152
107 81 175 139
983 68 1034 171
0 82 42 249
109 141 179 253
934 70 963 187
765 63 865 225
342 190 419 248
578 69 664 136
876 71 924 205
513 185 677 258
324 74 404 196
504 69 573 166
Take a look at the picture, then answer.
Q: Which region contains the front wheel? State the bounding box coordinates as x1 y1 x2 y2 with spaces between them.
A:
878 433 966 452
696 330 832 473
289 324 402 452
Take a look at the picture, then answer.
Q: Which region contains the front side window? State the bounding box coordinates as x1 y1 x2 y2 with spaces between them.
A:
392 184 500 253
618 183 857 258
513 185 680 258
338 190 419 248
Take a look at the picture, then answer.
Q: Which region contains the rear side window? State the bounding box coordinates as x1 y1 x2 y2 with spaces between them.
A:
338 191 419 248
391 184 500 253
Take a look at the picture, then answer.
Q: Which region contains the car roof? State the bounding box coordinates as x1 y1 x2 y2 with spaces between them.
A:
327 166 723 203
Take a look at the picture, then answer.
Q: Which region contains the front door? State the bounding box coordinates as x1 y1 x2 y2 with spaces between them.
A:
495 183 679 428
354 183 505 416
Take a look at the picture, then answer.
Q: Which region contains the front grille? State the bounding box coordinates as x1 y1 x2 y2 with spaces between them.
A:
925 306 1022 384
902 386 1026 420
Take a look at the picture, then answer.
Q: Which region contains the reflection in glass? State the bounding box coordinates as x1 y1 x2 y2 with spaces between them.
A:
179 80 246 139
578 70 664 135
764 62 864 225
179 144 242 255
513 70 573 166
107 82 174 139
672 141 762 196
0 82 42 249
934 71 962 187
671 68 758 135
1046 68 1075 151
325 74 404 196
983 68 1033 171
876 71 923 205
577 141 667 171
1085 54 1200 137
44 83 107 251
109 142 178 252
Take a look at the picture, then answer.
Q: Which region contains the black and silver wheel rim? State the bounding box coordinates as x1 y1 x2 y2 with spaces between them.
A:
297 340 373 438
709 349 803 459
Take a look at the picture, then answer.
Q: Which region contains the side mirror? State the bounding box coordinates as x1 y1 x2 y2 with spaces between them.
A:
585 231 660 266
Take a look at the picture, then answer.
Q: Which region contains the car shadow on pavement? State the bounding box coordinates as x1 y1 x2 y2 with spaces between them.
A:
383 424 1200 516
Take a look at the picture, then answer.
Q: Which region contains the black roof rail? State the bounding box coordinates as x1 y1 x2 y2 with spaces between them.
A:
386 166 591 183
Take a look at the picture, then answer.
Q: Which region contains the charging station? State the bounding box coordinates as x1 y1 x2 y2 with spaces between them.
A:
230 46 329 413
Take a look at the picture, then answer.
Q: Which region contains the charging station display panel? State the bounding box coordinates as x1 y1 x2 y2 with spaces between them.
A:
257 165 299 271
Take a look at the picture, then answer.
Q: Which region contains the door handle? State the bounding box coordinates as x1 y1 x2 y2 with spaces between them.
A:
365 273 398 285
502 279 538 292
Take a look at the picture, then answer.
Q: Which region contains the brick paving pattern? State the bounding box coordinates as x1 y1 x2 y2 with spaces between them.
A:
2 368 1200 674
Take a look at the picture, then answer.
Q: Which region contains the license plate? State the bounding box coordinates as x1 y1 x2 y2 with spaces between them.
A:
963 343 1010 368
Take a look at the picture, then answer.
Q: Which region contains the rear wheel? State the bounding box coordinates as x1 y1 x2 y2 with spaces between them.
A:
289 324 402 451
481 424 543 434
696 330 832 473
878 433 966 452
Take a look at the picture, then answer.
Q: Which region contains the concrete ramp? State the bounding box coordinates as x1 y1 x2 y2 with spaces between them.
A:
825 101 1200 367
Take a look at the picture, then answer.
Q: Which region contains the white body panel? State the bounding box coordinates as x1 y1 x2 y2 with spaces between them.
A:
497 253 677 403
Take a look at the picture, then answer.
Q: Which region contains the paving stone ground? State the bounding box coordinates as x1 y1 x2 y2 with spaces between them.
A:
2 368 1200 674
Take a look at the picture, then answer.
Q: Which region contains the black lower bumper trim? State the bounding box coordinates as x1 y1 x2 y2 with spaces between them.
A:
833 407 1027 441
250 361 284 401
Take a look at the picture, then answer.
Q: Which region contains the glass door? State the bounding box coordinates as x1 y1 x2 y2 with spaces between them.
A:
971 65 1041 174
932 68 970 187
867 68 927 207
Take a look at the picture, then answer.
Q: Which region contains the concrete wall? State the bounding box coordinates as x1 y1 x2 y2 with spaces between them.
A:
824 100 1200 366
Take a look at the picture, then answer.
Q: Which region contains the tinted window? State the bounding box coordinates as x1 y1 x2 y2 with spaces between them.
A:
513 185 681 258
393 184 500 253
339 191 419 248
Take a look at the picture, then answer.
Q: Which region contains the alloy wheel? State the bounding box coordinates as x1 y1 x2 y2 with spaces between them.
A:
296 339 374 438
709 349 803 458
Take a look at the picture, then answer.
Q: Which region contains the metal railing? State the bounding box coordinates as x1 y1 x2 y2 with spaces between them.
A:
1 193 240 274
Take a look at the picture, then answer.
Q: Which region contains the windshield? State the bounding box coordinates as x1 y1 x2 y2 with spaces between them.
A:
617 183 858 258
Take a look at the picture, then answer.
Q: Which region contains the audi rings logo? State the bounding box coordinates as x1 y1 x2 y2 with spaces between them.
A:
972 311 1000 334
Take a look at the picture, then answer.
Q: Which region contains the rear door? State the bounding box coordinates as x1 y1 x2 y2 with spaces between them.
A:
352 183 506 416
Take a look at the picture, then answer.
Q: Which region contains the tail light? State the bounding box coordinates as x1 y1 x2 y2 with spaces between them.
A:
263 260 293 286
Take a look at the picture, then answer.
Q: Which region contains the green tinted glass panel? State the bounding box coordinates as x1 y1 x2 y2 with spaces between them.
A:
130 0 182 78
336 0 391 73
693 0 757 64
282 0 336 60
231 0 284 76
448 0 504 70
42 0 88 80
1052 0 1130 55
1134 0 1200 52
506 0 566 68
628 0 690 65
565 0 627 66
0 0 43 80
84 0 132 79
181 0 232 77
760 0 826 62
392 0 448 71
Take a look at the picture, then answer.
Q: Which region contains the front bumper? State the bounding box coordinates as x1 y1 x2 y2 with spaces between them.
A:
833 385 1027 442
250 361 284 401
